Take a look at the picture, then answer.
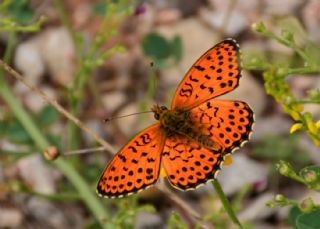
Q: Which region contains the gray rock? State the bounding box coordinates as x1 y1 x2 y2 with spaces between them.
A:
199 8 248 36
0 207 23 228
26 197 70 228
17 155 56 194
238 192 277 221
135 211 164 229
218 154 269 195
157 17 218 87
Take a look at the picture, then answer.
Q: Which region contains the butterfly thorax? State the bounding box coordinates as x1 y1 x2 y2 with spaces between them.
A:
151 105 220 150
151 104 190 136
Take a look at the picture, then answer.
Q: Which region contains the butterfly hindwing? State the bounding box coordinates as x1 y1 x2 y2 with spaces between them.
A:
97 124 166 198
162 135 224 190
190 99 254 154
171 39 241 110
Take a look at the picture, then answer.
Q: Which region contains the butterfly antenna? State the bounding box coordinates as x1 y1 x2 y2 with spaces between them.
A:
149 61 159 102
104 111 153 123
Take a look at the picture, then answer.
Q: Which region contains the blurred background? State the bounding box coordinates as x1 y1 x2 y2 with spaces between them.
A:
0 0 319 228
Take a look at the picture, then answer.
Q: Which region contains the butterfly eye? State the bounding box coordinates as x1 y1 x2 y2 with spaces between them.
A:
160 106 168 111
154 113 160 120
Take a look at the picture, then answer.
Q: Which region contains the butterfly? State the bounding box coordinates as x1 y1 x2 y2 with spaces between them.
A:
97 39 254 198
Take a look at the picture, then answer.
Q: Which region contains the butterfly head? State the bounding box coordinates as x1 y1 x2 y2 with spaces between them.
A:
151 104 168 120
151 104 189 136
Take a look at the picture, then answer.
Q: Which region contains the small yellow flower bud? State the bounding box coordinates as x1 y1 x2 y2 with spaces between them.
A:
299 197 315 213
312 139 320 147
160 168 167 177
223 155 233 166
290 111 301 121
290 123 303 134
281 29 294 42
277 161 290 176
307 121 317 135
303 170 317 183
294 104 304 112
252 22 266 32
275 194 286 202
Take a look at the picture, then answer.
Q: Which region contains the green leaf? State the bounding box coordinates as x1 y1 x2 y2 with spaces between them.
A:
299 165 320 191
171 35 183 62
92 2 107 15
253 135 310 165
276 16 307 43
289 206 303 229
297 209 320 229
300 166 320 176
0 121 7 135
37 105 58 127
142 33 172 60
7 0 34 23
304 42 320 67
7 121 32 143
45 133 62 149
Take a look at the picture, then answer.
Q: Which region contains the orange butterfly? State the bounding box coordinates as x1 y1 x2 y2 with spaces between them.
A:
97 39 254 198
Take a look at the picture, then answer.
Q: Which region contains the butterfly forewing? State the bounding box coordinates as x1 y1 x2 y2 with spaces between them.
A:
190 99 254 153
97 124 166 198
162 135 224 190
171 39 241 110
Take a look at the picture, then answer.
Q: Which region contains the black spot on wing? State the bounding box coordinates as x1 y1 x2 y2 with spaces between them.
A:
189 75 199 82
194 65 205 71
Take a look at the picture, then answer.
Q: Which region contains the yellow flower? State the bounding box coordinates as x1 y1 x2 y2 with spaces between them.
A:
223 155 233 166
316 120 320 129
290 111 301 121
293 104 304 112
312 139 320 147
160 168 167 177
307 121 317 135
290 123 303 134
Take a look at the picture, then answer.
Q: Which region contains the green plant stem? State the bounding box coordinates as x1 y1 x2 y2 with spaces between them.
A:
52 0 79 52
212 180 243 229
295 99 320 104
52 0 81 151
0 16 46 32
0 66 112 229
280 66 320 75
261 30 310 63
26 190 81 201
62 1 131 151
0 33 111 228
0 59 115 152
139 71 158 114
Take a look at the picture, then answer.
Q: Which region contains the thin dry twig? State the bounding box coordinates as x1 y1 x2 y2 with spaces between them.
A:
0 59 116 155
63 146 107 156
